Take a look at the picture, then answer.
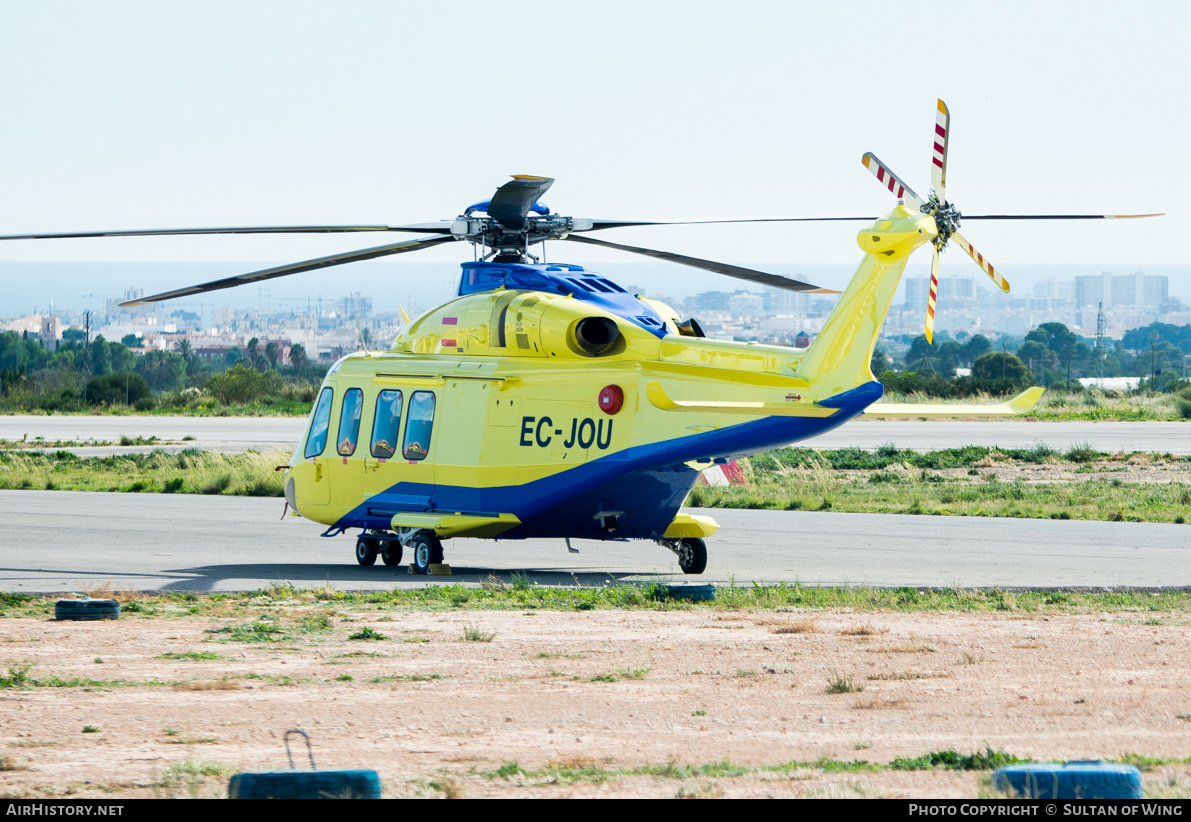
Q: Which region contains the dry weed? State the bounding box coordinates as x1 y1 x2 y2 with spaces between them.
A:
839 624 889 636
866 670 951 681
866 644 936 654
676 781 725 799
546 754 599 770
172 680 242 692
771 620 818 635
480 574 506 592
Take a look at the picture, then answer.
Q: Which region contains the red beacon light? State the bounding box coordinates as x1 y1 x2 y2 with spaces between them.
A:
598 385 624 415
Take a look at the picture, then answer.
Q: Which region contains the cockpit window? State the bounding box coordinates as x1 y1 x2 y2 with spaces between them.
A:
370 390 403 459
337 388 363 456
465 267 506 289
402 391 436 461
304 387 334 459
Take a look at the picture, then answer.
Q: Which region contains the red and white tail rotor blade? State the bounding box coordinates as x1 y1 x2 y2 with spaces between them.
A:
952 230 1010 294
925 245 940 344
931 99 950 200
861 153 923 209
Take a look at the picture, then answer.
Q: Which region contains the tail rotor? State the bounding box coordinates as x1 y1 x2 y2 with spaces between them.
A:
862 98 1160 343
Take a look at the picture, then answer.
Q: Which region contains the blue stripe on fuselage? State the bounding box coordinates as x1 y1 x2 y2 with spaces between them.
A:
335 381 882 537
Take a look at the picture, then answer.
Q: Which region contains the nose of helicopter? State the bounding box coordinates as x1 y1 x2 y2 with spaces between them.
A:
855 203 937 259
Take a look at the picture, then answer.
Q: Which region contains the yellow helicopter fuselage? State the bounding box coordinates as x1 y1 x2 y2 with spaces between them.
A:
283 205 938 543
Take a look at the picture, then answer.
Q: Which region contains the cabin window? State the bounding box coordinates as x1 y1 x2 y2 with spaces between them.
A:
337 388 364 456
402 391 436 461
304 387 334 459
370 389 403 458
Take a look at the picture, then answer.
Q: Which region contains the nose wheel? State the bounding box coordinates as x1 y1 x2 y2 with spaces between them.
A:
661 537 707 575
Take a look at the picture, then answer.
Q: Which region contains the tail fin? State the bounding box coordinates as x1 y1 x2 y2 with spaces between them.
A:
798 204 935 396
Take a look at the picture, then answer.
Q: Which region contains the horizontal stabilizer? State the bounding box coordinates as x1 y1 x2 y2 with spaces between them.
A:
645 381 839 417
863 387 1044 417
390 512 520 539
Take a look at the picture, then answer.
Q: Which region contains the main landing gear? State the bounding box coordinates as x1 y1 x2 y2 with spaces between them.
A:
355 529 440 574
659 537 707 575
408 532 444 575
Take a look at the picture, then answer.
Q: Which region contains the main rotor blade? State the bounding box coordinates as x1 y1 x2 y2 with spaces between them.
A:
575 216 879 232
931 99 950 202
961 213 1164 220
861 153 923 209
120 235 456 306
950 230 1009 294
925 245 940 345
487 175 554 230
0 223 454 242
562 234 837 294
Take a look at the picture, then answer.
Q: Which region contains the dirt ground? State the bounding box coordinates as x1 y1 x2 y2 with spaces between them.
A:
3 606 1190 799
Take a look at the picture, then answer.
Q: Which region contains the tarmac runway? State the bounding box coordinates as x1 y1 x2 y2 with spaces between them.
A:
2 490 1187 593
3 414 1191 455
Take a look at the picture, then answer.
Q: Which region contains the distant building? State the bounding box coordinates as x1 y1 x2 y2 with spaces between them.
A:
728 292 763 316
692 291 733 312
938 277 974 300
105 287 149 320
1075 271 1167 308
904 277 930 308
338 292 373 321
40 315 61 341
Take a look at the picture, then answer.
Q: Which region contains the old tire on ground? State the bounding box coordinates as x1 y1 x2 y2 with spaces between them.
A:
667 584 716 601
55 599 120 621
677 538 707 575
381 540 403 566
992 762 1143 799
228 769 382 799
355 538 377 567
410 533 444 575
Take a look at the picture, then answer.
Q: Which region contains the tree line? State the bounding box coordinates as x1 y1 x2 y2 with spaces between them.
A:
0 330 326 412
874 321 1191 396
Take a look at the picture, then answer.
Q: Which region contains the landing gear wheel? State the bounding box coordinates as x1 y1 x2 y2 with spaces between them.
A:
355 537 377 567
381 540 403 566
410 532 444 575
677 538 707 575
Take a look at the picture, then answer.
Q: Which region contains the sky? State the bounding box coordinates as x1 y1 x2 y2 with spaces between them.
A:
0 0 1186 314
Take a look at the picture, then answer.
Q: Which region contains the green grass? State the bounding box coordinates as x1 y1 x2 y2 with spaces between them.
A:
5 439 1190 524
461 622 495 642
156 652 223 661
684 445 1191 523
589 667 648 683
825 668 862 694
477 751 1036 787
890 746 1027 771
0 448 287 497
368 672 444 684
6 582 1191 621
152 757 235 799
205 621 288 643
347 626 389 641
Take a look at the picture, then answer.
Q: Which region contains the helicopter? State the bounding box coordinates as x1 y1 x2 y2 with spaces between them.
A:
0 99 1158 575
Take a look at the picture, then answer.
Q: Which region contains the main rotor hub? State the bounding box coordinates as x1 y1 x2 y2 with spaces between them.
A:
451 213 580 256
922 193 961 248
